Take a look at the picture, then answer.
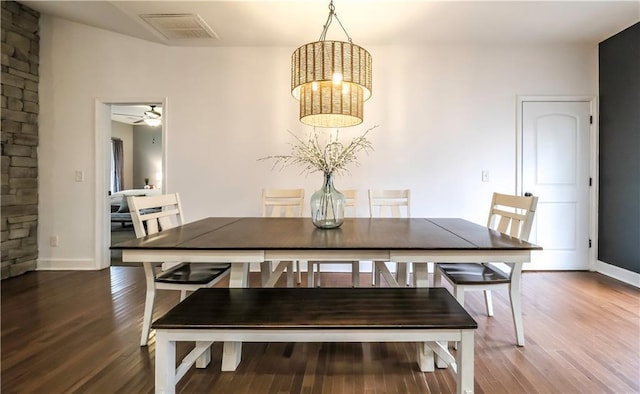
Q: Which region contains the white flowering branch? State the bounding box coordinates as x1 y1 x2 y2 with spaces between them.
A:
260 125 378 176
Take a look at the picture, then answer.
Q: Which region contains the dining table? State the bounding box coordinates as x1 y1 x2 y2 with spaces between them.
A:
113 216 541 371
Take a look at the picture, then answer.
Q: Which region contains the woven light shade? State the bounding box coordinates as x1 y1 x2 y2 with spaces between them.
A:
291 40 372 128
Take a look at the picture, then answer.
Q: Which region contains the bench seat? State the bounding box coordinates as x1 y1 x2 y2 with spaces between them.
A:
152 287 477 394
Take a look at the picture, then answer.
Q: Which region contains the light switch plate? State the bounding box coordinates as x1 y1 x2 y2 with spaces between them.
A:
482 170 490 182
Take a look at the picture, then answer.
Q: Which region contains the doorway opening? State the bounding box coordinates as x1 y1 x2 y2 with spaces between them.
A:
94 99 167 270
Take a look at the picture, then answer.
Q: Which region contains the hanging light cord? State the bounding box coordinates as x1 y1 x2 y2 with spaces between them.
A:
318 0 353 43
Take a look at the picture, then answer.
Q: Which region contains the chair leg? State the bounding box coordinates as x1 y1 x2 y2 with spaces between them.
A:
396 263 408 287
260 261 272 287
296 261 302 284
484 290 494 316
453 285 465 307
510 283 526 346
140 262 156 346
510 263 526 346
352 261 359 287
179 290 188 301
433 265 443 288
286 262 294 288
371 262 376 286
307 262 315 288
374 262 382 287
452 285 465 351
316 263 322 287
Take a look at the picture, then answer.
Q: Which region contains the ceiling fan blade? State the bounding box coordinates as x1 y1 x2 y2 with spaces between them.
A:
112 112 144 118
133 119 145 124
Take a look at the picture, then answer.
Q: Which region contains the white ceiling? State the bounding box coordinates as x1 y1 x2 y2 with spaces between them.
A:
111 104 162 125
20 1 640 47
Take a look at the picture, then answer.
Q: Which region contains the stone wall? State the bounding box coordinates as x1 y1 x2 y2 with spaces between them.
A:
1 1 40 279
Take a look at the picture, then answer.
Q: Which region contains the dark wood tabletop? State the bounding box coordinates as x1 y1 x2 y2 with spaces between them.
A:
111 217 541 252
152 287 478 330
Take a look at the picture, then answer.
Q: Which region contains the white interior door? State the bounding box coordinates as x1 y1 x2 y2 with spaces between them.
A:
521 100 591 270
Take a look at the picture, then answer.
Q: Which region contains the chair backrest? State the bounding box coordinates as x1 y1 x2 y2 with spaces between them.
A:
128 193 184 238
487 192 538 241
368 189 411 218
341 189 358 217
262 188 305 217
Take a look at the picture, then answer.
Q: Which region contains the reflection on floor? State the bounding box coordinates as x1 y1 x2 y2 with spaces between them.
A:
110 223 136 266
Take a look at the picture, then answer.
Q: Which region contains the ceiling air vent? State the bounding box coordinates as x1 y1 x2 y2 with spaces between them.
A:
140 14 218 40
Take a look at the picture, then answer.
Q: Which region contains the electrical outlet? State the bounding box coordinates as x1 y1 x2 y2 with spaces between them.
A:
482 170 490 182
50 235 59 247
75 170 84 182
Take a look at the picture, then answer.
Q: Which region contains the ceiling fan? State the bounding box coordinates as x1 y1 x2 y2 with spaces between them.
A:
112 105 162 126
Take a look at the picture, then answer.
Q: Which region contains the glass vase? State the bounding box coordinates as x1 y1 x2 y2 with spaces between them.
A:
310 172 345 229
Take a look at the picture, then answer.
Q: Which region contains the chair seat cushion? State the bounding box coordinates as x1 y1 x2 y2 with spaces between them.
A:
437 263 510 285
155 263 231 285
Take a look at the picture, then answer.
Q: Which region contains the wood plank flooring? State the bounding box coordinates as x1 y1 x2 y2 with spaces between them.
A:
1 268 638 393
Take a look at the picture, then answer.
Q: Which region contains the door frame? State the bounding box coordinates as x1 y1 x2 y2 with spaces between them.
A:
515 95 598 271
94 97 168 270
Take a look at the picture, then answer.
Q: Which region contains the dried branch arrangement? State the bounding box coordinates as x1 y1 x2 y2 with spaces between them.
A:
260 125 378 176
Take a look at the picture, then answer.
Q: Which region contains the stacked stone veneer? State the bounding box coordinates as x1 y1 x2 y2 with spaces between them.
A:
1 1 40 279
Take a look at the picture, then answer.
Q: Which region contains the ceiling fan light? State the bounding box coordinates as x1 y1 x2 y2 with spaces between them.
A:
144 118 162 127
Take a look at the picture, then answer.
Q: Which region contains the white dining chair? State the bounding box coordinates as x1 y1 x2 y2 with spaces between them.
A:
128 193 231 346
368 189 411 286
261 188 305 287
434 192 538 346
308 189 359 287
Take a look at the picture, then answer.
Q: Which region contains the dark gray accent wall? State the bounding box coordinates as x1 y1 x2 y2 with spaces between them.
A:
1 1 40 279
598 22 640 273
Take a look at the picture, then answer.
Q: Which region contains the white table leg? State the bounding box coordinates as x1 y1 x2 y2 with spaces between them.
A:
456 330 475 394
221 341 243 371
412 263 429 288
155 331 176 394
376 261 400 287
229 263 249 288
223 263 248 371
195 341 212 369
417 341 435 372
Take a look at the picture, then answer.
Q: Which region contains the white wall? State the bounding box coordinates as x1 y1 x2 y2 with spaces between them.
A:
37 16 597 269
132 124 162 189
110 121 133 190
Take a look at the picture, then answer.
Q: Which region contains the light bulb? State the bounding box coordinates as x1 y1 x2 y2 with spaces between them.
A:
312 81 319 91
332 72 343 84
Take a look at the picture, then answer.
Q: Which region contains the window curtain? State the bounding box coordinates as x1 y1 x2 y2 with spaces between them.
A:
111 138 124 192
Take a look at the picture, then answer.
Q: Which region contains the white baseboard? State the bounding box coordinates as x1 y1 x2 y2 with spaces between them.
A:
595 260 640 287
37 258 100 271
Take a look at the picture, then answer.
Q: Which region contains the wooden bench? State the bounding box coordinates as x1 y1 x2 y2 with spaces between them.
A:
152 287 478 394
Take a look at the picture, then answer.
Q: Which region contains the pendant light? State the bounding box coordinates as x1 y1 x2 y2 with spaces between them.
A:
291 1 372 128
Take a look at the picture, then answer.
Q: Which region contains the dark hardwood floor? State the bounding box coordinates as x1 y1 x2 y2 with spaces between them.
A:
1 268 638 393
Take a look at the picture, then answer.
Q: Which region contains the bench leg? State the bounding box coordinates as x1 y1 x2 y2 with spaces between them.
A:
222 341 242 371
155 331 176 394
456 330 475 394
